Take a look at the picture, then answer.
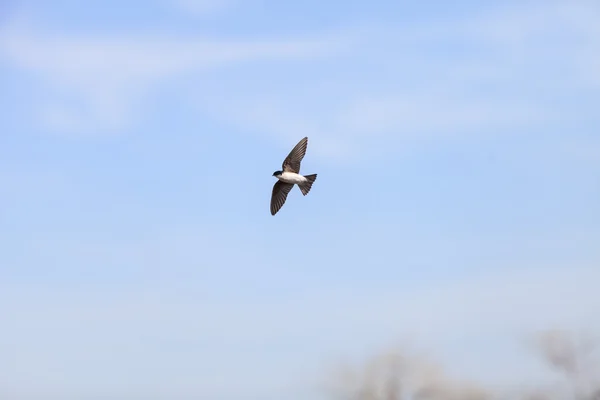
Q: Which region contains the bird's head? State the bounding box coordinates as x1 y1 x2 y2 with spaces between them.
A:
272 171 282 177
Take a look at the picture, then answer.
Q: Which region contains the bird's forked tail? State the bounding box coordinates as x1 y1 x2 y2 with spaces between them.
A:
299 174 317 196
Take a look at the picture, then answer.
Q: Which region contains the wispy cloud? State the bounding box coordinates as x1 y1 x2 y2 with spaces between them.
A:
191 1 600 161
0 14 350 135
1 2 598 158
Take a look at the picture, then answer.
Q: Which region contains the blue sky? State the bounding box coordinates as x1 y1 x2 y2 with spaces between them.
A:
1 0 599 399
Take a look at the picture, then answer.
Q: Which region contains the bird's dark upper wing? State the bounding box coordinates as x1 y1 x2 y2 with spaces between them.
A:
270 181 294 215
282 137 308 173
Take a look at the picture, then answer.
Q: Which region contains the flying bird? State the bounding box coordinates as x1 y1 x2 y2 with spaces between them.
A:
270 136 317 216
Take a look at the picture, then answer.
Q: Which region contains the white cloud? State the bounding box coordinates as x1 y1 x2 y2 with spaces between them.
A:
190 1 600 161
1 2 598 159
196 90 557 162
0 15 350 135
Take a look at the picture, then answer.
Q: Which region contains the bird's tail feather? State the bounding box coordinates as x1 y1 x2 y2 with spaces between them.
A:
299 174 317 196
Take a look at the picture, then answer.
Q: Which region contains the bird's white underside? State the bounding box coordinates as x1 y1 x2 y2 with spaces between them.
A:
277 172 307 184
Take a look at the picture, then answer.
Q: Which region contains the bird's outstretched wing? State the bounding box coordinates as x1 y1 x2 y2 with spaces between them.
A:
270 181 294 215
282 137 308 173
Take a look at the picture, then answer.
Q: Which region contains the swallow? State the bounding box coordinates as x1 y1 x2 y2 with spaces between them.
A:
270 136 317 215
